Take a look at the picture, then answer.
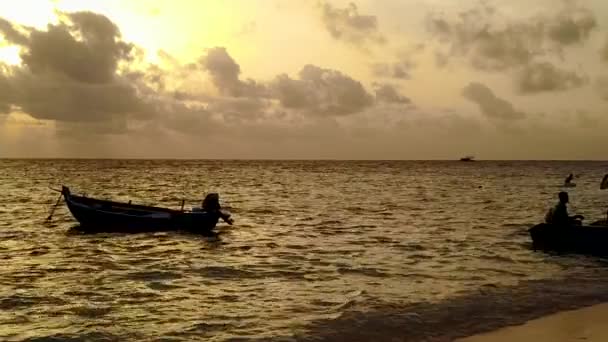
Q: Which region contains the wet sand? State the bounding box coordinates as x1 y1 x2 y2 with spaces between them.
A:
458 303 608 342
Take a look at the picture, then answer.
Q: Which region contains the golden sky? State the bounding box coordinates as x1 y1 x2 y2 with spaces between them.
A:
0 0 607 159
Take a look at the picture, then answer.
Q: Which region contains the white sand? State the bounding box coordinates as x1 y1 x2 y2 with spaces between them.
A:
457 303 608 342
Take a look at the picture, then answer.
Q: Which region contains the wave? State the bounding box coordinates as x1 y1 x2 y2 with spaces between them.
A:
282 270 608 341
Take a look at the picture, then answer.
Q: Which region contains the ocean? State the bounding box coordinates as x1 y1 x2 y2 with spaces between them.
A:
1 159 608 341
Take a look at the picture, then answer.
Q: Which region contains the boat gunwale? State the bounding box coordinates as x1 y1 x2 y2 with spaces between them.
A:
66 190 184 215
61 186 193 216
66 198 176 220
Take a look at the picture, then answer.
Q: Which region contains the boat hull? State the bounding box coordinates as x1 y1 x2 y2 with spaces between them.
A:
529 223 608 256
62 187 221 233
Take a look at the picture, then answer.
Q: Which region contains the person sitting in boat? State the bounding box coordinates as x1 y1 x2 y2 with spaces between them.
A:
202 193 233 225
601 174 608 190
545 191 583 225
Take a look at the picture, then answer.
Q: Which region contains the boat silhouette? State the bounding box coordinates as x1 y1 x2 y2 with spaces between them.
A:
51 186 232 233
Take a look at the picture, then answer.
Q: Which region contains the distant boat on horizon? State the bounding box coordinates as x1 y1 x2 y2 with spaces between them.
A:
459 156 476 162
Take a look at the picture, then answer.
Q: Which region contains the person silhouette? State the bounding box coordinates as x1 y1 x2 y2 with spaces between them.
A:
202 193 233 225
545 192 584 225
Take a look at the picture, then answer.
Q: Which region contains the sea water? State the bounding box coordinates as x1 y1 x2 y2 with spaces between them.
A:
1 159 608 341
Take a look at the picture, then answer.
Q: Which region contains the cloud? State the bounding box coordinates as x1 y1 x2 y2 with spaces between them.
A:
516 62 586 94
0 65 14 114
199 47 266 97
162 104 220 137
23 11 134 84
320 1 384 46
206 97 271 123
270 64 374 116
546 7 596 46
373 83 411 104
462 82 526 120
427 3 597 71
0 12 151 124
1 7 383 143
427 4 543 71
1 7 418 155
1 6 608 159
372 43 425 80
9 70 151 122
0 18 28 45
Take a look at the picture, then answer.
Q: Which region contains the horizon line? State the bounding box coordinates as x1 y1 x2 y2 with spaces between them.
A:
1 157 607 162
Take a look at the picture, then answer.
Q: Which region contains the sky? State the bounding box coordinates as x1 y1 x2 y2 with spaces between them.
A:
0 0 607 159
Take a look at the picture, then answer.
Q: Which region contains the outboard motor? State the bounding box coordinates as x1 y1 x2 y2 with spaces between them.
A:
202 193 220 212
201 193 233 225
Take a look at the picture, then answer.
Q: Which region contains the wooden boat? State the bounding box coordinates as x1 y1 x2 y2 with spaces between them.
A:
528 221 608 256
59 186 232 233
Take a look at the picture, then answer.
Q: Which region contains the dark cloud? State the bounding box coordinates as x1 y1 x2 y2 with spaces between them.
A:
427 3 597 71
8 69 149 122
199 47 266 97
0 12 150 124
427 4 543 71
162 105 220 137
516 62 586 94
462 82 526 120
271 74 317 110
547 7 596 45
0 18 28 45
373 83 411 104
200 47 239 91
206 97 271 123
320 1 385 46
22 11 133 84
270 64 374 116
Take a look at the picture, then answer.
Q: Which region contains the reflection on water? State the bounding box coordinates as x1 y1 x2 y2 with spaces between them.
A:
1 160 608 341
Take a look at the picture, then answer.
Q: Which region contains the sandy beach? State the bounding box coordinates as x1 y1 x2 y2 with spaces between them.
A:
458 303 608 342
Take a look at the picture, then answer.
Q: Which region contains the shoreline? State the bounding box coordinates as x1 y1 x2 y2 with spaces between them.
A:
457 303 608 342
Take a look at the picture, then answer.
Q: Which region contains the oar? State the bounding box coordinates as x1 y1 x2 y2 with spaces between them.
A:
46 192 63 221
